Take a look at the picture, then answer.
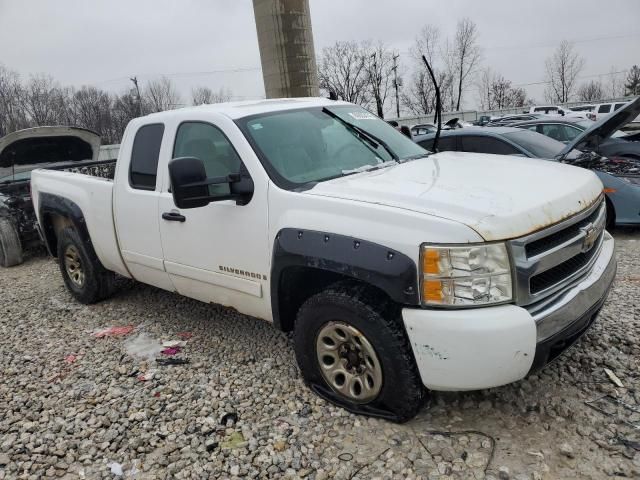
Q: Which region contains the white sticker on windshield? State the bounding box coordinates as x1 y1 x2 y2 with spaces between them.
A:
348 111 376 120
251 123 263 130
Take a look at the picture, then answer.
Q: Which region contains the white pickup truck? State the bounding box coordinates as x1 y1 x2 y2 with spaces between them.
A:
31 98 616 422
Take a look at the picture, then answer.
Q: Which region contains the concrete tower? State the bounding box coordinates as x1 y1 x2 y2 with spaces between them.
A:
252 0 319 98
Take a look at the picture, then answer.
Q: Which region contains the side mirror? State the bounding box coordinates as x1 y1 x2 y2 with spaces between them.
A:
168 157 254 209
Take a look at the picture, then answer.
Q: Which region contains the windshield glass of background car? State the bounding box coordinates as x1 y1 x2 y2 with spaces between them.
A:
237 106 427 185
502 130 564 158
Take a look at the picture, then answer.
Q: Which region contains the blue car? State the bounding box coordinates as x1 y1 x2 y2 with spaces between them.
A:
415 97 640 228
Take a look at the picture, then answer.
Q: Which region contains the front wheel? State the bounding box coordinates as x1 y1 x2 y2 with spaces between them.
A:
56 227 115 304
294 281 425 422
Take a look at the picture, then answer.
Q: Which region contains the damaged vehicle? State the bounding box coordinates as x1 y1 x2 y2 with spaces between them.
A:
0 127 115 267
31 98 615 422
415 97 640 228
510 117 640 160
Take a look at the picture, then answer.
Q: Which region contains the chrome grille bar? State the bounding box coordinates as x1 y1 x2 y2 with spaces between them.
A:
509 197 606 307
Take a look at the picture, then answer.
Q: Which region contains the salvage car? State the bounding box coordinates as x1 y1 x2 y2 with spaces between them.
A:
31 98 616 421
510 118 640 161
416 97 640 228
0 127 114 267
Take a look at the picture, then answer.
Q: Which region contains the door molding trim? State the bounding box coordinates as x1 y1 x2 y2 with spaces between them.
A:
164 261 263 298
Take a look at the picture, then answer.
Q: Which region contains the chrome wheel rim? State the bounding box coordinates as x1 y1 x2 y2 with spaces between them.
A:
64 245 84 287
316 321 382 403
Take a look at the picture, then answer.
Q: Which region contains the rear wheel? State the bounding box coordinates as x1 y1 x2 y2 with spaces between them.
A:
294 281 425 422
56 227 115 304
0 216 23 267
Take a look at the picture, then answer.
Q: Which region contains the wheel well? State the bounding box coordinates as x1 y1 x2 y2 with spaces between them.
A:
276 266 393 332
42 213 74 258
605 196 616 229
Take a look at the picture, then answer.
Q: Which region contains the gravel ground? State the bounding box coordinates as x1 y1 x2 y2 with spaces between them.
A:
1 230 639 480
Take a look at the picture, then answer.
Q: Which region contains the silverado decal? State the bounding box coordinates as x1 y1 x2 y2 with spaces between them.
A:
219 265 267 281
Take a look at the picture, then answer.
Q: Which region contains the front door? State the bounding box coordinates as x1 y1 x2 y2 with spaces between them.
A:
158 121 271 320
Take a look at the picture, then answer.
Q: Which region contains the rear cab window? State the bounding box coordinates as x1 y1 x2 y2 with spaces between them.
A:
598 104 612 113
129 124 165 190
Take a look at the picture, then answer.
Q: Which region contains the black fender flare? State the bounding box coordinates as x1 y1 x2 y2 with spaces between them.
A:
270 228 420 330
38 193 91 257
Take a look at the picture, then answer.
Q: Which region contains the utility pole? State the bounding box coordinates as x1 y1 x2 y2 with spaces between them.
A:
130 77 142 116
392 53 400 118
252 0 319 98
370 52 384 118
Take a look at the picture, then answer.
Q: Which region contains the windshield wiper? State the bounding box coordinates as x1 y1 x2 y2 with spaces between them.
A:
401 152 431 162
322 107 399 161
341 160 398 176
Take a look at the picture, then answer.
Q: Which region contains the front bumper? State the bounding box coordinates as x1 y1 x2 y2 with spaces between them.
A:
402 231 616 391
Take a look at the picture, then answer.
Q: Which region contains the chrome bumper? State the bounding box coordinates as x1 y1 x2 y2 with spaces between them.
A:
530 231 616 343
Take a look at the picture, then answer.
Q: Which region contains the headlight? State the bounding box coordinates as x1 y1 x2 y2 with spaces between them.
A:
420 243 512 306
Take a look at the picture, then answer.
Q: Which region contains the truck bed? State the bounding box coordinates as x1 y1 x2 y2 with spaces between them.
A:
31 164 130 277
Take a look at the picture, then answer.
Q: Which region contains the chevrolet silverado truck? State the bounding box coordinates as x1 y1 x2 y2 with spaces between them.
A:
31 98 616 422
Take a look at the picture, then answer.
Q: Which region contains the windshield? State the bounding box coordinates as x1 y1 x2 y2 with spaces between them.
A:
501 130 565 159
236 105 427 187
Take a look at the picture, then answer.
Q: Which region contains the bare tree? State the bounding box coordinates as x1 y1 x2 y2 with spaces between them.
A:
18 74 68 126
0 65 28 137
544 40 585 103
477 68 528 110
625 65 640 96
404 24 455 115
451 18 481 111
364 41 394 118
110 91 140 143
191 86 232 105
577 80 604 102
144 76 182 113
69 86 114 138
477 67 495 110
605 67 625 98
402 69 452 116
317 41 370 106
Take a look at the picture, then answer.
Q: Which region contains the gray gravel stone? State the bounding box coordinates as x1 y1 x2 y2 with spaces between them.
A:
0 230 638 479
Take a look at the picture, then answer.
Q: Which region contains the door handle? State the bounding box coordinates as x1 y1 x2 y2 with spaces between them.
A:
162 211 186 222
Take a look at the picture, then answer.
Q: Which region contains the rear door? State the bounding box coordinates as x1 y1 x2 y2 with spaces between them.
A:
113 122 174 291
157 117 271 320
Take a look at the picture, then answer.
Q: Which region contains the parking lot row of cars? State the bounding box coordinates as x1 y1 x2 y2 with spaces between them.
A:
410 97 640 229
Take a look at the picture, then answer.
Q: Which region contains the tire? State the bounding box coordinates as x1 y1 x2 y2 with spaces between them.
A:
0 216 23 267
605 197 616 231
56 227 115 304
294 280 425 423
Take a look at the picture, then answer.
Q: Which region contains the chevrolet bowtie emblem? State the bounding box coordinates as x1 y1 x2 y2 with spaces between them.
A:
580 222 599 253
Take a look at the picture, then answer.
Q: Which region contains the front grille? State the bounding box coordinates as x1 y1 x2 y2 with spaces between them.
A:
509 197 605 306
529 236 601 294
525 204 603 258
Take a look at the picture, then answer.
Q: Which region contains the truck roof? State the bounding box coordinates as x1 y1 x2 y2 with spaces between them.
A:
142 97 349 121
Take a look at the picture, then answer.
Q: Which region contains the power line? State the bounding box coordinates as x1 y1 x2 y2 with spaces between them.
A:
512 69 629 88
91 66 262 86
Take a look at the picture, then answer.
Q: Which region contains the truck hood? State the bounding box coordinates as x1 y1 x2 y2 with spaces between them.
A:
305 152 603 241
559 96 640 158
0 126 101 170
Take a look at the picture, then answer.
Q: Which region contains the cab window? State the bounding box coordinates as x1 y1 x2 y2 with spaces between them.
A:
130 123 165 190
173 122 243 196
598 104 611 113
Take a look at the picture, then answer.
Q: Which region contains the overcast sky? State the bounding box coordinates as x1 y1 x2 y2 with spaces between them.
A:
1 0 639 111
